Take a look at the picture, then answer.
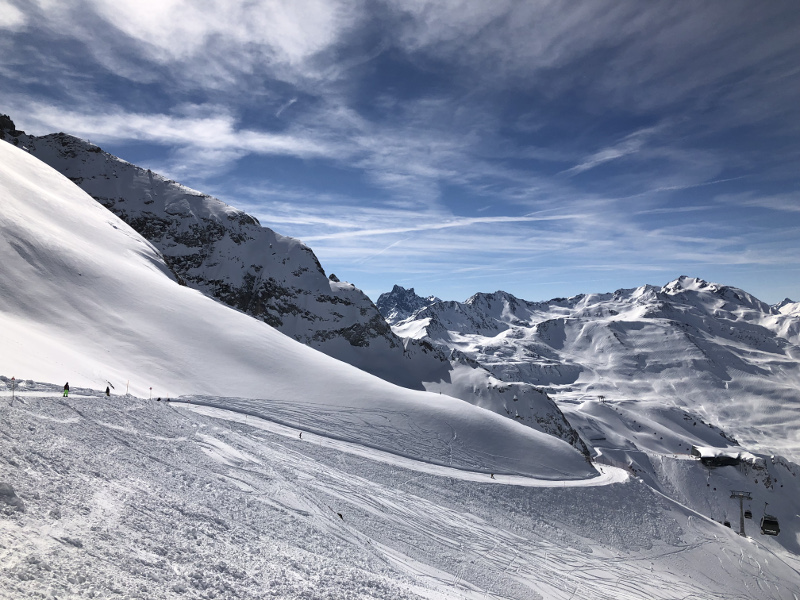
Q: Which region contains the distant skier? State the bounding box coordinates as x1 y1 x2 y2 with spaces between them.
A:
63 382 69 397
105 386 110 397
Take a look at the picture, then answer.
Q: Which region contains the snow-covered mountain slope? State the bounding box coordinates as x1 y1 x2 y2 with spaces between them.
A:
377 285 441 324
1 124 415 382
0 139 594 480
387 280 800 464
385 283 800 558
0 119 584 452
775 298 800 317
3 389 800 599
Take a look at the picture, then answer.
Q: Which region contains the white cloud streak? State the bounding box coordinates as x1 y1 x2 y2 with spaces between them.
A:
4 0 798 303
0 0 26 29
302 214 576 242
23 104 328 157
275 98 298 117
561 126 663 176
718 193 800 213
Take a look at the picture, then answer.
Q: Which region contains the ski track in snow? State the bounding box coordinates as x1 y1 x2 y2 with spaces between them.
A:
2 391 799 600
176 402 627 488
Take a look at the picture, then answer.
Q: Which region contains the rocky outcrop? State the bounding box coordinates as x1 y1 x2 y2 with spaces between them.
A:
377 285 441 324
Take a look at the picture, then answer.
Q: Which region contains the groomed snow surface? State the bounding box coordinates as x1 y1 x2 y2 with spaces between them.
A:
2 388 800 600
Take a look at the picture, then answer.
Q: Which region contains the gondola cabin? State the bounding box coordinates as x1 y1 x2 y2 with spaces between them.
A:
760 514 780 536
744 510 752 520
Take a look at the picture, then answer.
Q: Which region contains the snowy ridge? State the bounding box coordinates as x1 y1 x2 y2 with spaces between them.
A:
0 119 585 451
1 127 410 374
775 298 800 317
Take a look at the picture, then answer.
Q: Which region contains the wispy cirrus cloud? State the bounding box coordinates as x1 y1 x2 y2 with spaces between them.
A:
3 0 799 302
560 126 664 176
12 0 364 88
301 213 576 242
389 1 800 122
718 193 800 213
20 103 329 157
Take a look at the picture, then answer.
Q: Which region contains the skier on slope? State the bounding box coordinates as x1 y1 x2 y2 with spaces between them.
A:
105 386 110 397
63 382 69 397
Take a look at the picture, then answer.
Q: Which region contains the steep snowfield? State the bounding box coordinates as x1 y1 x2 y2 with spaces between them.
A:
2 129 421 383
0 140 592 479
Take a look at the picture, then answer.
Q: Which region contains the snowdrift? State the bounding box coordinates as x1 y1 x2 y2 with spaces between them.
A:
0 141 595 479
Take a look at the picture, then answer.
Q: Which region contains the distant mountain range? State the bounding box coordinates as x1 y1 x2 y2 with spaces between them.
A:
379 279 800 462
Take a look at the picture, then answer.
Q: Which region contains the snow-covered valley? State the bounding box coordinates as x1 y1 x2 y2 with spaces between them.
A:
2 132 800 598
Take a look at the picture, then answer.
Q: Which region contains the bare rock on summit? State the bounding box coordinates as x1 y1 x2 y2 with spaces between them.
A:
0 114 22 137
377 285 441 324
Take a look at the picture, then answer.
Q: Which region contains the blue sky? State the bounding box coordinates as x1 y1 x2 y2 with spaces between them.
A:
2 1 799 303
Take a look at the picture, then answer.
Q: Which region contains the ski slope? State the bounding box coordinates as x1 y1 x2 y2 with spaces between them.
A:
0 139 594 480
1 389 799 599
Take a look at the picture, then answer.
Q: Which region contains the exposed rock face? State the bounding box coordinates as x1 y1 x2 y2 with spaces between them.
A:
0 114 22 137
377 285 441 324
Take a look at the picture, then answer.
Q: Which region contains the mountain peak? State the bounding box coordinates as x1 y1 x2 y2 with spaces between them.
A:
775 298 800 316
377 285 441 324
0 114 22 137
